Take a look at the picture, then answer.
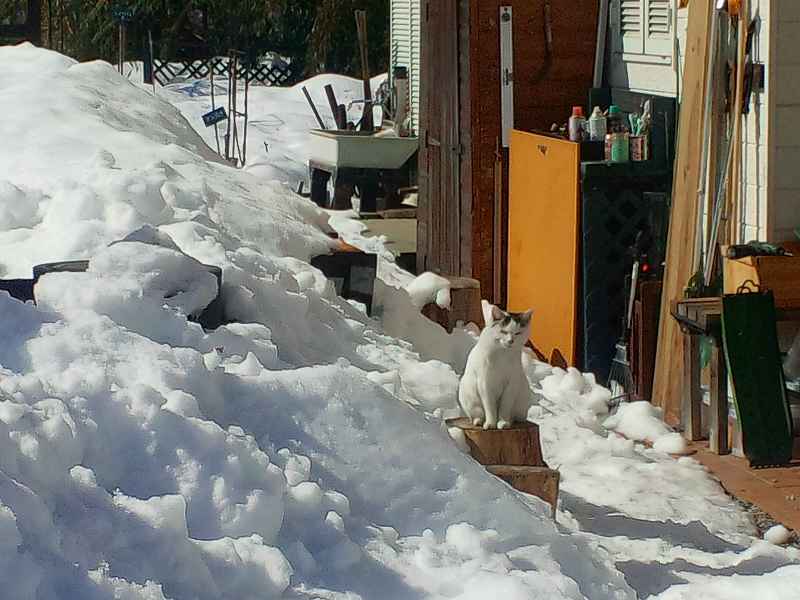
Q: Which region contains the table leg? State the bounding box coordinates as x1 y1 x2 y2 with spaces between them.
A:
709 336 730 454
682 333 702 441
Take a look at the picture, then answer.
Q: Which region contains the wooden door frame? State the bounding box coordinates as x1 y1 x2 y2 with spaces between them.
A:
417 0 464 277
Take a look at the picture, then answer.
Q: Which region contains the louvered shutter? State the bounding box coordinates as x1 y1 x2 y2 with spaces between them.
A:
389 0 421 135
619 0 644 54
409 0 421 134
644 0 672 57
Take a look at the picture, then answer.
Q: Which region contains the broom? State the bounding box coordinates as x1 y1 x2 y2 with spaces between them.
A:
608 259 639 406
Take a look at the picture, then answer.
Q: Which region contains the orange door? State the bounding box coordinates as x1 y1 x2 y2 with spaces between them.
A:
507 130 579 365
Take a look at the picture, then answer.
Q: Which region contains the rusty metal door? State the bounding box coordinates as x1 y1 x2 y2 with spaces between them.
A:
417 0 461 276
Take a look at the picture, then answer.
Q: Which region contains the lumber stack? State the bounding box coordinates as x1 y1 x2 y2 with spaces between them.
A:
447 417 559 517
653 0 754 425
652 0 713 423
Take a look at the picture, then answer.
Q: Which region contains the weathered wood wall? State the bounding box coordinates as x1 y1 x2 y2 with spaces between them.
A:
419 0 598 304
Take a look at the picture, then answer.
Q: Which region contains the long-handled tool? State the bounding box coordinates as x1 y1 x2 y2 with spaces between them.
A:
608 259 640 405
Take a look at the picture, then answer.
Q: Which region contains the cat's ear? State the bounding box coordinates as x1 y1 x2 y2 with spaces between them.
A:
490 304 505 324
520 309 533 334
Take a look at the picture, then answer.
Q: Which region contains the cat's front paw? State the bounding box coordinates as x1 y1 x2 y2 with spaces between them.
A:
497 420 511 430
483 420 497 430
472 418 484 427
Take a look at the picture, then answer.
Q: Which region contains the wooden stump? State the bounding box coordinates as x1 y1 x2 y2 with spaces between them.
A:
421 276 483 333
487 465 560 518
446 417 544 467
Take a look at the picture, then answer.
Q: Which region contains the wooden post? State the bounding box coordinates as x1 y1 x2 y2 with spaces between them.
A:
709 335 730 454
354 9 374 131
324 84 346 129
681 332 702 441
446 418 544 466
302 86 326 129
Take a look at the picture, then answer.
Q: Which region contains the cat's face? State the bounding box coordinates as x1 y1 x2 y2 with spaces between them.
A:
485 305 533 349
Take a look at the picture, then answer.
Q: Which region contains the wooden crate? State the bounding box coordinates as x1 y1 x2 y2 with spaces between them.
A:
723 242 800 309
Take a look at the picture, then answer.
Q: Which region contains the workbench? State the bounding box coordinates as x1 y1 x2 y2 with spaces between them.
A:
672 297 800 455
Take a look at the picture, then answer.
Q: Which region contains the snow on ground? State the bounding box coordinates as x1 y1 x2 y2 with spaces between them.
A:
0 43 799 599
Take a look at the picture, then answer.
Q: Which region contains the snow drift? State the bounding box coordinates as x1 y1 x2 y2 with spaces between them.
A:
3 43 800 600
0 44 637 600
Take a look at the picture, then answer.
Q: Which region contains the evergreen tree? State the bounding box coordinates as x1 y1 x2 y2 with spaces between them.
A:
1 0 389 78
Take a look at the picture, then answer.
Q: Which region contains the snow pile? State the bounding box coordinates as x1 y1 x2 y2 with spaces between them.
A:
405 272 452 310
151 69 386 186
3 43 800 600
602 401 688 455
540 367 612 418
764 525 793 546
0 44 640 600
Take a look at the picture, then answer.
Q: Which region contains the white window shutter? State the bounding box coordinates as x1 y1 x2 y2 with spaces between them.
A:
644 0 672 57
619 0 644 54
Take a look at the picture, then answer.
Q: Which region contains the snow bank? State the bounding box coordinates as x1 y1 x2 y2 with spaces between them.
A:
602 401 688 455
0 44 637 600
764 525 793 546
4 43 799 600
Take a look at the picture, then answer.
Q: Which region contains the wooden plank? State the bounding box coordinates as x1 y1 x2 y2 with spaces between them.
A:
458 0 473 281
493 138 503 304
444 0 461 276
652 0 714 424
709 336 730 454
354 10 374 131
507 130 580 364
301 86 326 130
324 84 345 129
417 0 433 274
682 333 702 441
418 0 460 277
727 0 749 245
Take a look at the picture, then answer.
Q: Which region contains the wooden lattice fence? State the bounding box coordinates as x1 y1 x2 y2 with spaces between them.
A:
149 57 294 87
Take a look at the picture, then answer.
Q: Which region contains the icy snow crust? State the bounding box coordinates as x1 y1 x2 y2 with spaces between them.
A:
0 44 798 599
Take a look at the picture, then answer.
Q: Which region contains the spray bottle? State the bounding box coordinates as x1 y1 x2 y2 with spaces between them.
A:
568 106 586 142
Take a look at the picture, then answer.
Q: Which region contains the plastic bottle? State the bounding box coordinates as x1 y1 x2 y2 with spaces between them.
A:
604 105 629 162
607 104 624 132
588 106 607 142
568 106 586 142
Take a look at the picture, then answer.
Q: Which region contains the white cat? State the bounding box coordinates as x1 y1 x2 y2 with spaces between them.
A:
458 303 534 430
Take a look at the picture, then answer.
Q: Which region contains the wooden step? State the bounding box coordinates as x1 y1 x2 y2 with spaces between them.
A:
446 417 544 467
487 465 560 518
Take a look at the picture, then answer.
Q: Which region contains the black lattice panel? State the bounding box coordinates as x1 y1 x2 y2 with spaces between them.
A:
151 58 294 87
580 175 670 383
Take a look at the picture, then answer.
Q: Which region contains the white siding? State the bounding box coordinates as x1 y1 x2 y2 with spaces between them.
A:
770 0 800 242
738 0 771 242
677 0 770 243
390 0 421 135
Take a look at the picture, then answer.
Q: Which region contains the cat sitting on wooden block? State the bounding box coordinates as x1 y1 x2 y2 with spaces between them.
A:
458 302 534 430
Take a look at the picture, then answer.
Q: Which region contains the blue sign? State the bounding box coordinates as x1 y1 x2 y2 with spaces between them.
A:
112 5 134 22
202 107 228 127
